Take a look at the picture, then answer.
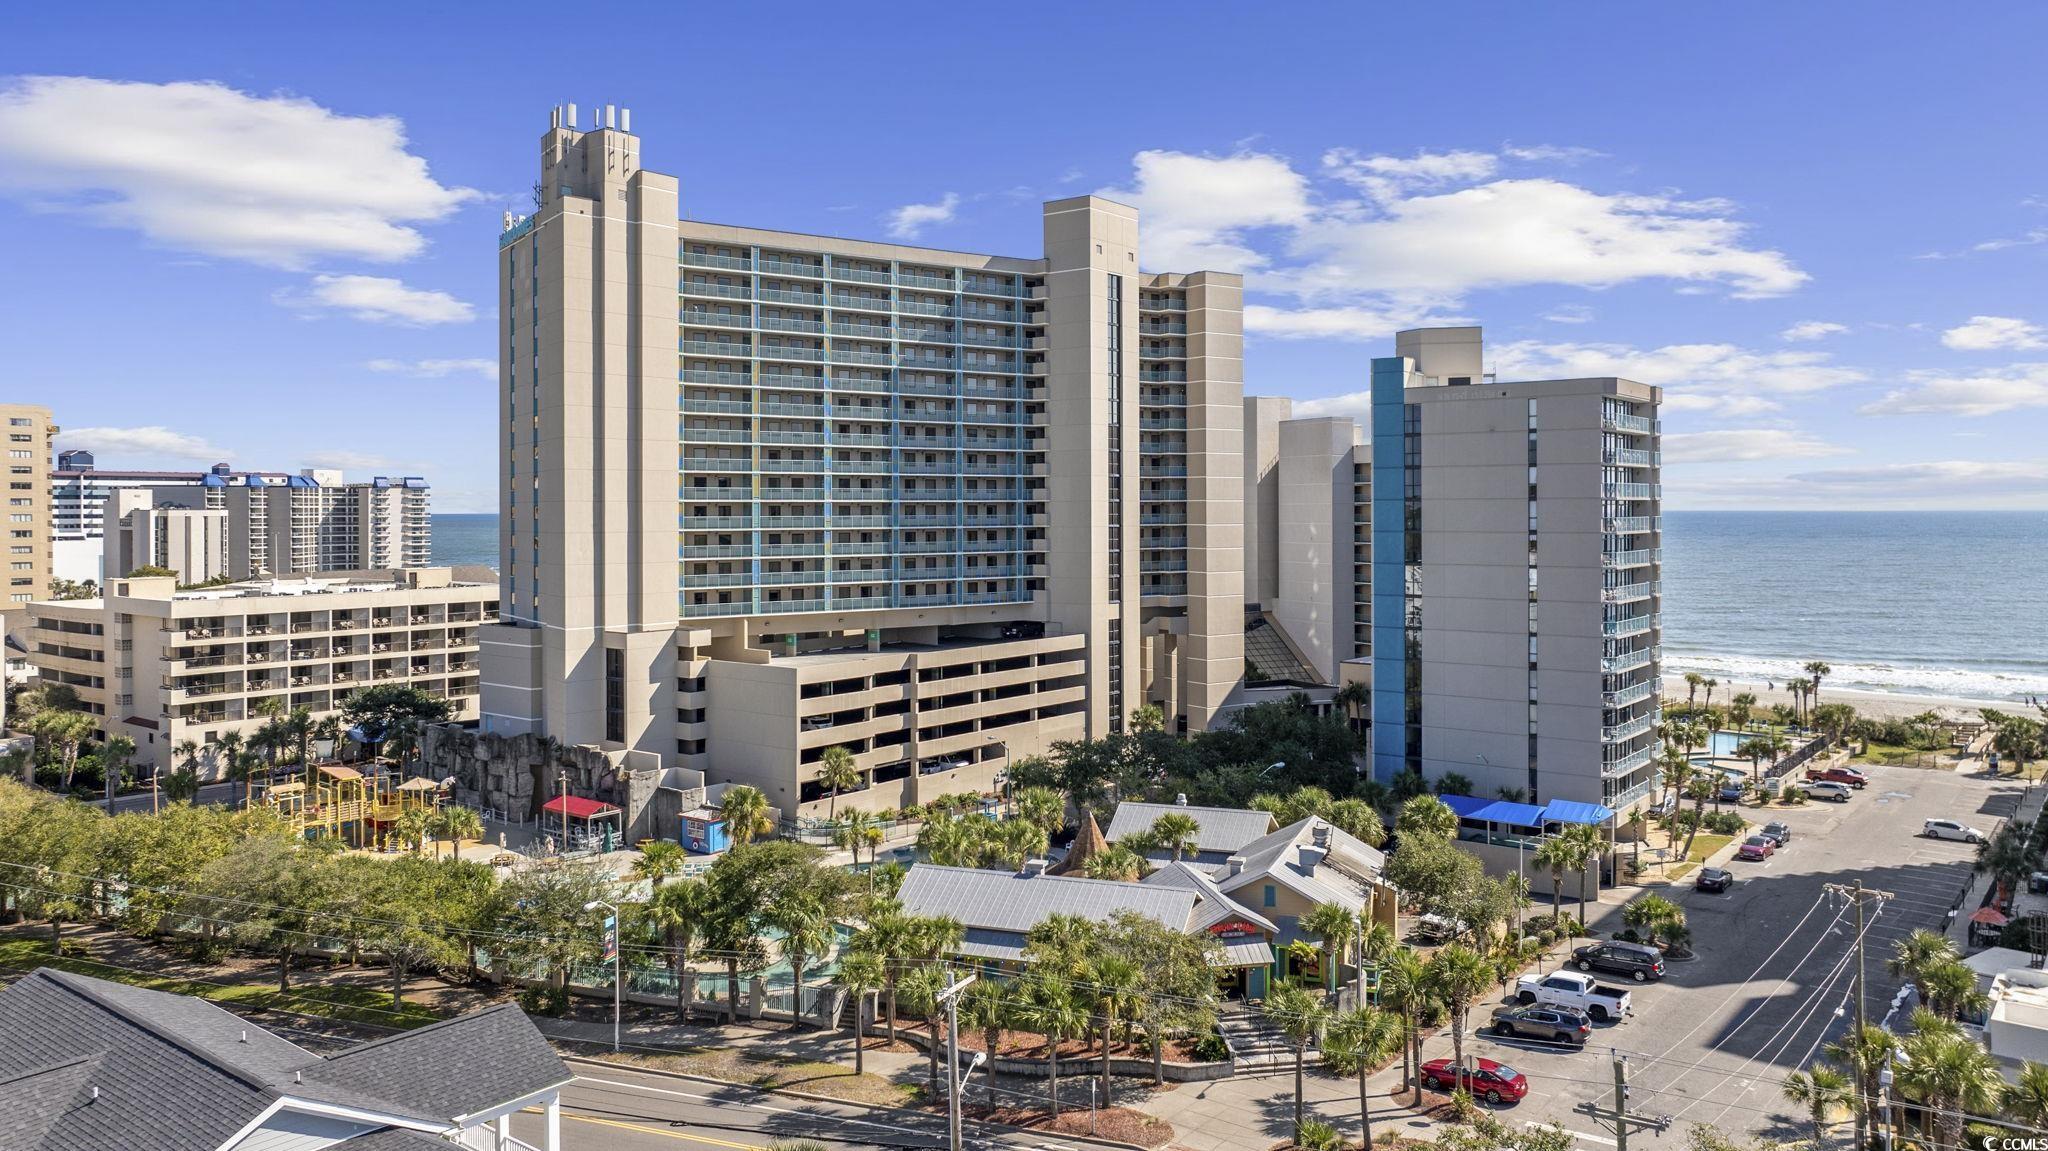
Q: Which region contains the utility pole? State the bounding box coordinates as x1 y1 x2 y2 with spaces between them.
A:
934 969 978 1151
1823 881 1893 1151
1577 1050 1667 1148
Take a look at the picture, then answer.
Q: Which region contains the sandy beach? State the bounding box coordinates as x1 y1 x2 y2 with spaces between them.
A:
1659 672 2031 722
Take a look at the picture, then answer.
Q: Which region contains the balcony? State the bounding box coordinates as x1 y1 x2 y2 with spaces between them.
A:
1603 482 1659 501
682 251 751 271
1602 548 1659 569
758 257 824 278
1604 448 1659 467
1602 581 1657 604
682 600 756 619
1605 679 1658 708
1602 412 1657 435
1602 713 1658 743
898 271 955 292
680 280 751 301
1603 614 1659 639
1602 646 1659 675
1603 745 1656 775
1604 515 1658 534
829 263 893 286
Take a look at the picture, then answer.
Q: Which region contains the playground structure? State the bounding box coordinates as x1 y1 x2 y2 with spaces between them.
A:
252 762 448 849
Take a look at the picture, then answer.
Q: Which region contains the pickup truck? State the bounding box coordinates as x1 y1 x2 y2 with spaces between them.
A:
1807 765 1868 788
1514 970 1633 1022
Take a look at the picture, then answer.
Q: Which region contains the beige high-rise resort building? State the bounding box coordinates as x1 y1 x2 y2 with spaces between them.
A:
0 404 58 613
484 105 1244 818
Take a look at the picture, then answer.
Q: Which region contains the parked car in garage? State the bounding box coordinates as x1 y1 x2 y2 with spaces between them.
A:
1420 1057 1530 1104
1695 866 1735 892
1490 1004 1593 1046
1736 835 1776 861
1924 818 1987 843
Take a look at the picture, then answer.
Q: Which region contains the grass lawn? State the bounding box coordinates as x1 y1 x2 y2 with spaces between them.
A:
1686 833 1736 863
1854 743 1952 768
0 938 444 1029
591 1048 921 1108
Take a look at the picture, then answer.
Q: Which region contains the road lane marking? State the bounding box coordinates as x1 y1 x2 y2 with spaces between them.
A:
1525 1121 1617 1146
558 1110 763 1149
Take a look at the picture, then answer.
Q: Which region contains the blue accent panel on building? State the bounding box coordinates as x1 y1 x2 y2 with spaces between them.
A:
1368 356 1409 783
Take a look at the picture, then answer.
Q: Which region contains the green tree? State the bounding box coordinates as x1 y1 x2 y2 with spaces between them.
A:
366 856 467 1007
339 683 454 761
958 976 1012 1108
99 734 136 804
833 949 885 1075
1889 928 1959 987
1322 1006 1404 1151
647 876 711 1023
1023 970 1088 1119
718 785 774 845
392 805 432 854
1148 811 1201 861
1263 981 1331 1141
1083 843 1145 881
1824 1023 1897 1151
1805 661 1832 716
762 862 849 1030
187 837 338 992
1326 797 1387 848
1395 794 1458 841
1302 901 1359 997
1425 943 1494 1084
2005 1060 2048 1130
431 805 483 861
1085 952 1145 1103
1012 785 1066 839
1781 1062 1852 1148
1728 691 1756 731
1556 823 1605 928
1385 834 1484 923
1896 1023 2003 1151
816 746 861 821
631 839 690 888
30 710 96 791
496 859 618 989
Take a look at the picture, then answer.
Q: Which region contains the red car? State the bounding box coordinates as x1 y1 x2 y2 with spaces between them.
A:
1736 835 1776 861
1420 1057 1530 1104
1807 765 1868 788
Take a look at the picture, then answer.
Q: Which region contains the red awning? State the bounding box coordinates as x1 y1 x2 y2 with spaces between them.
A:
1970 907 2010 927
540 794 620 820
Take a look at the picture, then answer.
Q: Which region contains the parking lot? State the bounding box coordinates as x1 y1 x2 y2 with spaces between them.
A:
1449 758 2027 1148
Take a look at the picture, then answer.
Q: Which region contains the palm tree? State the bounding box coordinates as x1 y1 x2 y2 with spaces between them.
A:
856 913 916 1043
432 806 483 861
215 730 245 801
1805 661 1832 714
1263 982 1331 1141
1660 751 1694 851
1534 835 1574 920
1333 679 1369 733
1889 928 1960 986
1729 692 1757 731
767 892 839 1030
1897 1024 2003 1150
1086 954 1144 1103
1782 1062 1852 1148
285 706 315 767
1679 774 1715 862
2006 1060 2048 1130
1148 812 1201 861
719 785 774 845
1920 958 1989 1022
648 877 711 1024
33 710 96 791
1024 971 1088 1120
958 976 1011 1108
1395 794 1458 841
1736 737 1771 791
1825 1023 1898 1151
817 746 861 821
898 964 951 1094
1323 1006 1402 1151
1083 844 1145 881
1012 786 1066 838
1424 944 1494 1086
833 809 879 868
834 950 885 1074
100 733 136 803
1302 901 1359 997
631 840 688 888
1558 823 1605 928
1684 672 1704 709
393 806 432 854
174 738 201 775
1377 949 1429 1106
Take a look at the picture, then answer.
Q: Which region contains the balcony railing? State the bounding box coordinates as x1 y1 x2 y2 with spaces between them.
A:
1605 679 1658 708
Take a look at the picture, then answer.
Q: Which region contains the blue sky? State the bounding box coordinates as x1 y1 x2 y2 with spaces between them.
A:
4 2 2047 512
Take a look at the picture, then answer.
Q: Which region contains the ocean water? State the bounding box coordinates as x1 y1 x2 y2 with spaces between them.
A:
1660 511 2048 702
430 510 2048 703
429 513 499 570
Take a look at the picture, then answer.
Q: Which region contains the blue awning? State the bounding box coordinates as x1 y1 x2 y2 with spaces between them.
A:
1543 799 1616 826
1437 794 1492 819
1438 794 1548 828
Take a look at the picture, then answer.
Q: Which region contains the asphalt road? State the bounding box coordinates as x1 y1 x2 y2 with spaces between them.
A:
1452 759 2026 1149
507 1059 1107 1151
100 779 240 814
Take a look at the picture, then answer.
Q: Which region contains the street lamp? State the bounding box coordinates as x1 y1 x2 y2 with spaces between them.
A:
1258 760 1286 778
583 899 620 1052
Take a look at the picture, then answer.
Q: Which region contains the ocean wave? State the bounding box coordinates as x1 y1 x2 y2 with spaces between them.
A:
1661 651 2048 703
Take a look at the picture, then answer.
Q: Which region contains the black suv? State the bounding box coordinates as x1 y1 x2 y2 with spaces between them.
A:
1489 1004 1593 1046
1572 941 1666 982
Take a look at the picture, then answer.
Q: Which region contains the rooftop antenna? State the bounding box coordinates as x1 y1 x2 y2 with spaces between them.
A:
566 103 577 129
621 107 631 132
606 103 615 129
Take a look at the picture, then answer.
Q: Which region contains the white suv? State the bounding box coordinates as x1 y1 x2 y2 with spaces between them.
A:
1924 818 1987 843
1802 780 1853 802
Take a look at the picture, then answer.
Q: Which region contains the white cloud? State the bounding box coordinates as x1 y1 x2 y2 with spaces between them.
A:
56 425 223 463
1101 150 1311 271
1941 315 2046 351
1501 143 1608 164
0 76 476 268
367 357 496 379
1861 363 2048 417
278 274 473 325
1542 304 1595 325
1787 460 2048 496
1662 428 1849 464
1659 393 1784 417
1492 339 1866 396
884 193 959 240
301 450 398 472
1781 321 1847 342
1290 391 1371 420
1244 302 1452 342
1110 145 1807 336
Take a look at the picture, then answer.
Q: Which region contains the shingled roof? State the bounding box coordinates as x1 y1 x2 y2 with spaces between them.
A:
0 968 571 1151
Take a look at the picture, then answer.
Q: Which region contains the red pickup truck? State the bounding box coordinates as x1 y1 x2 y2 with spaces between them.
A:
1806 765 1869 788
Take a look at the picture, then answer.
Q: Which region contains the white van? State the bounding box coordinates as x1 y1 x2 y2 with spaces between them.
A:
1802 779 1853 803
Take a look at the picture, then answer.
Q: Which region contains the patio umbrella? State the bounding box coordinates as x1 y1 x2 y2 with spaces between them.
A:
1970 907 2010 927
